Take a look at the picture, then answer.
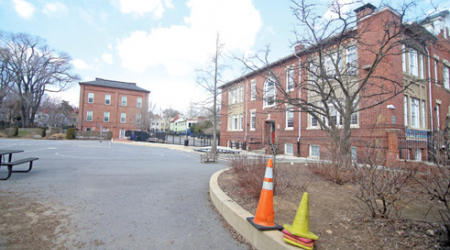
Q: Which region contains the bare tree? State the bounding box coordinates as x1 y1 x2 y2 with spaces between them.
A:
0 31 80 127
236 0 435 168
196 33 225 155
0 45 14 109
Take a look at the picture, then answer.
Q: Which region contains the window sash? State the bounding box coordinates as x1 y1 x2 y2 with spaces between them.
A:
120 113 126 123
105 95 111 105
264 80 275 106
444 67 450 90
409 50 418 77
121 97 127 106
87 111 93 121
250 112 256 129
286 107 294 128
104 112 110 122
310 145 320 157
88 93 94 103
287 68 294 91
233 115 238 130
347 46 357 75
137 98 142 108
285 143 294 155
240 114 243 130
410 97 420 128
251 81 256 100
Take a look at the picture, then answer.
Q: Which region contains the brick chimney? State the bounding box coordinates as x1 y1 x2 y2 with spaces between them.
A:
295 43 305 52
354 3 376 20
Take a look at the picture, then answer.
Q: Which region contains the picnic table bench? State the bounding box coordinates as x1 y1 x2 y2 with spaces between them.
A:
0 150 39 180
200 151 218 163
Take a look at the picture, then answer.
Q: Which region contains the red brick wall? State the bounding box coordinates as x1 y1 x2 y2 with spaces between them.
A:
78 84 149 138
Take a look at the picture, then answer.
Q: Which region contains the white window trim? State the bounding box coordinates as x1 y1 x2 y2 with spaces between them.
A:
410 97 420 128
120 113 126 123
88 93 94 103
86 111 93 121
263 78 276 108
250 80 256 101
444 66 450 90
309 145 320 159
286 66 294 92
105 95 111 105
285 143 294 155
137 98 142 108
286 106 294 130
104 112 110 122
250 110 256 131
121 96 127 107
347 46 357 75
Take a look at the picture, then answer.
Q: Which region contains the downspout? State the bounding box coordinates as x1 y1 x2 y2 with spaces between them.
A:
426 46 434 132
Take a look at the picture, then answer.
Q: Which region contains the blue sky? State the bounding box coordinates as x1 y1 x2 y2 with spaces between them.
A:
1 0 449 114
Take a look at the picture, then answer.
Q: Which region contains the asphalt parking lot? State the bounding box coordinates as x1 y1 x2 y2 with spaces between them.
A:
0 139 247 250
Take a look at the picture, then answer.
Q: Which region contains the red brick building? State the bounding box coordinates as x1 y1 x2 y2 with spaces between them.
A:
78 78 150 139
219 4 450 165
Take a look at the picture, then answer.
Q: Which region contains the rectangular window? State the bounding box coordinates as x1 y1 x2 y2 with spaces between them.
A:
421 100 426 128
402 45 406 72
347 46 357 75
409 49 418 77
250 111 256 130
264 80 275 107
350 112 358 125
419 54 424 78
86 111 93 121
415 149 422 161
240 114 243 130
228 115 231 130
104 112 110 122
233 114 238 130
251 80 256 100
311 115 318 127
285 143 294 155
444 66 450 90
105 95 111 105
404 96 408 126
240 86 244 103
121 96 127 106
437 104 440 131
435 60 439 84
286 106 294 128
351 147 357 162
136 114 142 124
287 67 294 91
120 113 126 123
410 97 420 128
310 145 320 158
228 91 231 104
88 93 94 103
309 62 318 82
137 98 142 108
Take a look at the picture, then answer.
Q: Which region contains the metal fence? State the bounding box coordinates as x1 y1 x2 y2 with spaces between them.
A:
165 133 219 147
398 129 447 162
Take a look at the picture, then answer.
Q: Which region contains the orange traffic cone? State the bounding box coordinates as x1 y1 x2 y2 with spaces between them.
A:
247 159 283 231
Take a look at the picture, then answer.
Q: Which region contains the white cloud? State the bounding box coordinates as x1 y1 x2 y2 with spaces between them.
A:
117 0 262 75
72 59 89 70
119 0 167 18
42 2 68 16
12 0 35 19
102 53 113 64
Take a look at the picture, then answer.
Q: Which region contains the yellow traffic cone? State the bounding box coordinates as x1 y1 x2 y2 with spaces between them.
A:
283 192 319 240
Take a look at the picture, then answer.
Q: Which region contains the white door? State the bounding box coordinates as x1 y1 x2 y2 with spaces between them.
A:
119 129 125 139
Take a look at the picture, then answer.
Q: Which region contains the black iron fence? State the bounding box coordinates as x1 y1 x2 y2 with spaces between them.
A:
165 133 219 147
398 129 449 163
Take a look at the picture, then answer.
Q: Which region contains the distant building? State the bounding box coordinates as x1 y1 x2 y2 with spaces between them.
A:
78 78 150 139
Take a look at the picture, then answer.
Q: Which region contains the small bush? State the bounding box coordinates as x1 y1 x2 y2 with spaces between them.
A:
12 126 18 136
66 128 76 139
40 127 46 137
228 154 268 198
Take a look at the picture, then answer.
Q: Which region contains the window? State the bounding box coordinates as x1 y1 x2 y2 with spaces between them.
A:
264 79 275 107
250 111 256 130
286 67 294 91
415 149 422 161
409 49 418 77
228 116 231 130
419 54 424 78
136 114 142 124
351 147 357 162
347 46 357 75
311 114 318 127
137 98 142 108
324 53 340 77
285 143 294 155
421 100 426 128
120 113 126 123
240 114 243 130
251 80 256 100
436 104 440 131
121 96 127 106
410 97 420 128
309 62 318 82
444 66 450 90
104 112 110 122
350 112 358 125
233 114 238 130
240 86 244 103
88 93 94 103
286 106 294 128
86 111 93 121
435 60 439 84
232 88 238 104
310 145 320 158
404 96 408 126
402 45 406 72
105 95 111 105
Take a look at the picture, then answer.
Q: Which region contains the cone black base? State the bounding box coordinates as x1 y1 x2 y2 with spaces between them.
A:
247 217 283 231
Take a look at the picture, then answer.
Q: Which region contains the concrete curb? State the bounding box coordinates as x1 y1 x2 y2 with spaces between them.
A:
209 168 297 250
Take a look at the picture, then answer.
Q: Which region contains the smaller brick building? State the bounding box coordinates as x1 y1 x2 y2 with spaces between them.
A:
78 78 150 139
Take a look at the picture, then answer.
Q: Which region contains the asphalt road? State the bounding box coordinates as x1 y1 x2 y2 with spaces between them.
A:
0 139 247 250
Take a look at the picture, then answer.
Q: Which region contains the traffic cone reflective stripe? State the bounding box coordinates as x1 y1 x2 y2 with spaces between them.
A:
246 159 282 231
283 192 319 240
